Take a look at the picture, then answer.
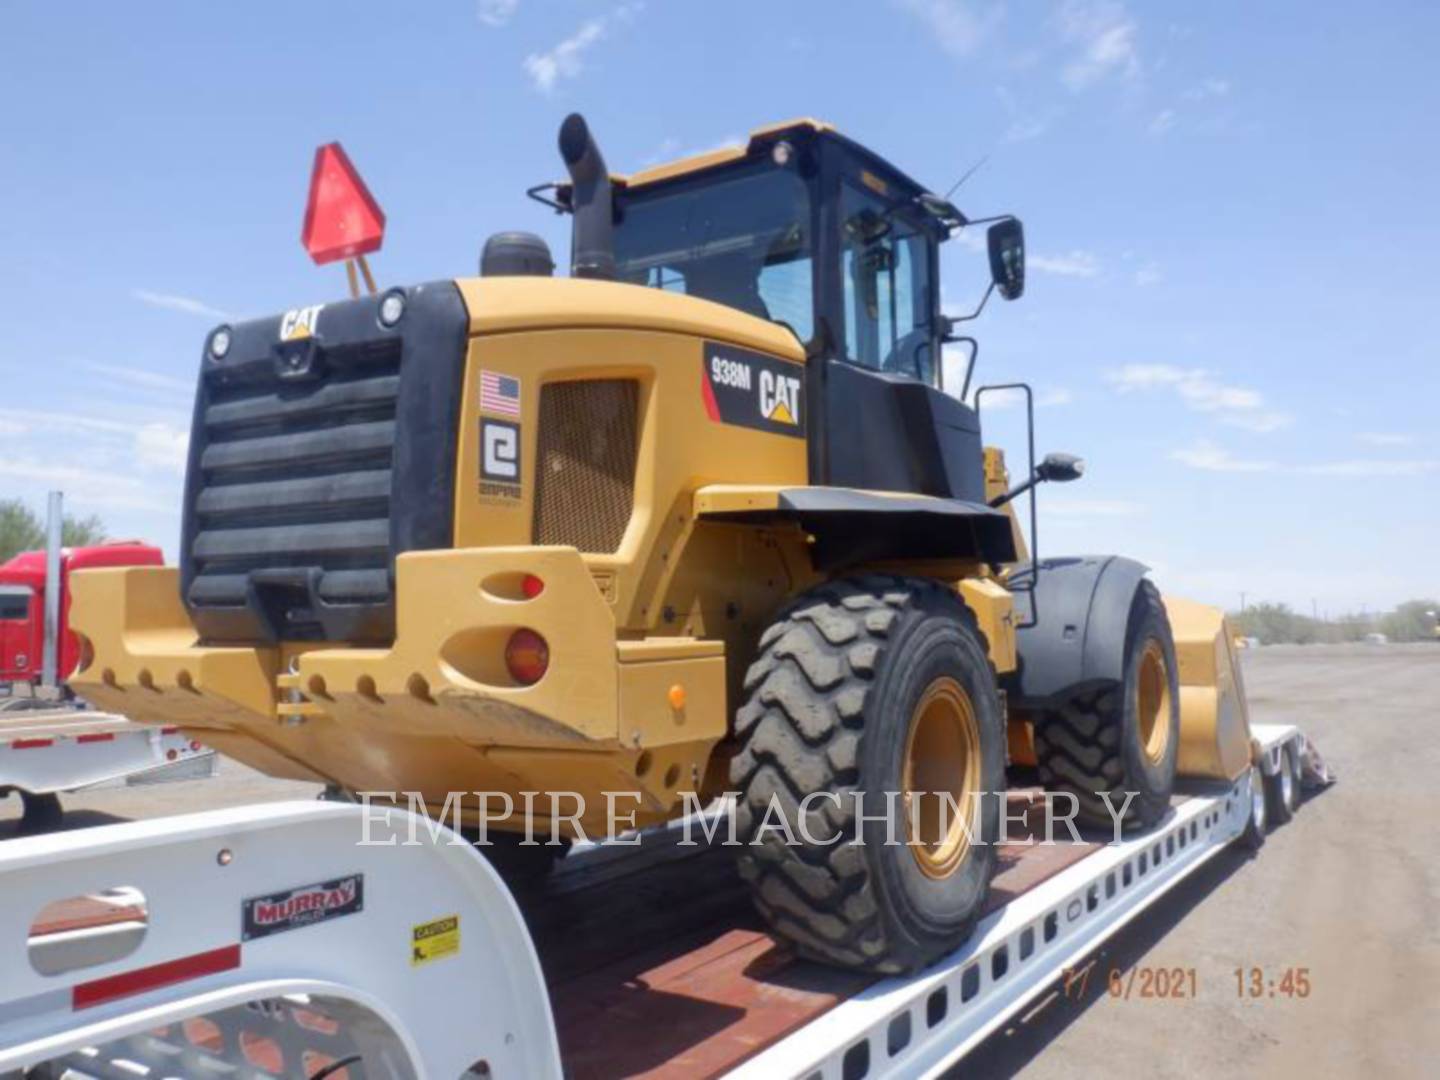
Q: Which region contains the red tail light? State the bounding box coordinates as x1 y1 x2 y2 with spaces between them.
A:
505 629 549 685
521 573 545 599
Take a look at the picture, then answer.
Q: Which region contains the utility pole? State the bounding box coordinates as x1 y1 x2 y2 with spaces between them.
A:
41 490 63 691
1240 591 1247 612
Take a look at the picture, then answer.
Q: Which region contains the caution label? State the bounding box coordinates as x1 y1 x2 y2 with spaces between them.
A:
411 914 460 967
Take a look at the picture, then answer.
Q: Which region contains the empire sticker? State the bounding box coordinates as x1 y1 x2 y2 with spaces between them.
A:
480 418 521 500
700 341 804 438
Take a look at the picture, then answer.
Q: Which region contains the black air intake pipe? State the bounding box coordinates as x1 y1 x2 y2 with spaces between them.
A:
558 113 616 280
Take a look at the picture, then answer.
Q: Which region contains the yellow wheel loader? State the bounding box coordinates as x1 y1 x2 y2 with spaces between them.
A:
69 114 1257 974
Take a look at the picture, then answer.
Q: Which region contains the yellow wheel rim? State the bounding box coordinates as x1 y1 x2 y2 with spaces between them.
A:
902 677 982 880
1136 641 1172 765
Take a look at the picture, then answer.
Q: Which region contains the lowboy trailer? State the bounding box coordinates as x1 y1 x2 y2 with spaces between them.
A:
0 709 216 833
0 723 1326 1079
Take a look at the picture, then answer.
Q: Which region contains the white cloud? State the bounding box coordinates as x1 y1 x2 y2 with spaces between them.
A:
1105 363 1291 432
134 422 190 473
523 4 641 94
1005 115 1052 142
894 0 1002 58
1030 250 1101 277
476 0 519 27
1171 440 1440 479
1148 109 1176 136
1300 459 1439 478
85 362 192 394
1057 0 1140 91
1133 262 1162 286
1357 432 1416 447
0 458 175 512
1183 77 1231 101
1170 441 1275 473
132 289 231 321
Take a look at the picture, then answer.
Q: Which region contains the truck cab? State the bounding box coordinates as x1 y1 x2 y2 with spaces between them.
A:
0 543 163 688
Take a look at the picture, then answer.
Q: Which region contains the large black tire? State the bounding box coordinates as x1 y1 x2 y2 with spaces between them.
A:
1266 742 1301 825
19 792 63 834
475 831 570 891
731 576 1005 974
1033 581 1180 832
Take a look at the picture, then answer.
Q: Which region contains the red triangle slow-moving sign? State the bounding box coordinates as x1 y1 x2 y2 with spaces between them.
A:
300 142 386 265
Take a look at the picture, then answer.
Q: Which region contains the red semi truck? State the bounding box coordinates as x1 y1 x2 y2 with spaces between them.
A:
0 542 163 691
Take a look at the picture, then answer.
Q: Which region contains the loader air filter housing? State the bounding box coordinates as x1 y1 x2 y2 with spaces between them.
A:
481 232 555 277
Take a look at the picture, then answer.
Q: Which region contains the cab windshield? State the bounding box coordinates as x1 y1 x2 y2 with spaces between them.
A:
612 164 814 343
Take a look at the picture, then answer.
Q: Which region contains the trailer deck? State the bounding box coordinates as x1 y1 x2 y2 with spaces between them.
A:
0 724 1325 1079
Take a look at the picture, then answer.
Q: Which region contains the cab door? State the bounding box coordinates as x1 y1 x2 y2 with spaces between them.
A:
0 585 36 682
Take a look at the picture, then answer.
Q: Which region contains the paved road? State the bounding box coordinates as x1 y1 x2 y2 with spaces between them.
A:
964 643 1439 1079
3 645 1434 1078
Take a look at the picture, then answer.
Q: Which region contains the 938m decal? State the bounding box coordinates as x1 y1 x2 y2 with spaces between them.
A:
700 342 804 438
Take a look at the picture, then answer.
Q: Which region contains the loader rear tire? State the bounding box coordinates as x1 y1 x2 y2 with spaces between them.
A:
732 576 1005 974
1033 581 1179 832
474 832 570 891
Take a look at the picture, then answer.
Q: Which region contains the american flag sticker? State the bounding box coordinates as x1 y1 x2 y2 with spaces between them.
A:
479 370 521 417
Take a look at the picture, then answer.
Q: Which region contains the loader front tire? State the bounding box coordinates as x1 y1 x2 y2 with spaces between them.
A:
732 576 1005 974
1033 581 1180 832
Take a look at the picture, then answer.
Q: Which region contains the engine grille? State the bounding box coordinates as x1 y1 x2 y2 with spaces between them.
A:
532 380 639 553
180 283 468 644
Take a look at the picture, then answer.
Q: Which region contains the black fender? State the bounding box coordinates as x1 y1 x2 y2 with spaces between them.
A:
1004 555 1152 707
700 487 1018 572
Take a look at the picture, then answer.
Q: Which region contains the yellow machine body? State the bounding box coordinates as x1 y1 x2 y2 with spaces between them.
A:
69 118 1258 839
69 280 1026 833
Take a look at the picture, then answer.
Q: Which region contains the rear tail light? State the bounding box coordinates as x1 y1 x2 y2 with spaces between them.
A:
505 629 549 685
521 573 545 599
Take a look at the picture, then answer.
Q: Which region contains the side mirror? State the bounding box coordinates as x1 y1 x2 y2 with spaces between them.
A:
987 218 1025 301
1036 452 1084 483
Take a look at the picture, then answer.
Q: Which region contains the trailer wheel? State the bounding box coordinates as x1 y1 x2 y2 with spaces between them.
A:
732 576 1004 974
19 792 63 834
1239 767 1267 851
1033 581 1180 832
1267 743 1301 825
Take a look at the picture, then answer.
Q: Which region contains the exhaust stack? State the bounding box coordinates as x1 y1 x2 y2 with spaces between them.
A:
558 113 616 280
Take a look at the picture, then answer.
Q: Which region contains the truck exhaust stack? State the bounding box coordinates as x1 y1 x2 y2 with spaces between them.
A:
558 113 616 280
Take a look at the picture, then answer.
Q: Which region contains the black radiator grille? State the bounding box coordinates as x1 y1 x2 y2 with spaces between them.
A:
179 282 469 644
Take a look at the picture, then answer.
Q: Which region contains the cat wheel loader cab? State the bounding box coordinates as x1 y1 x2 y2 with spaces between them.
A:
68 113 1260 974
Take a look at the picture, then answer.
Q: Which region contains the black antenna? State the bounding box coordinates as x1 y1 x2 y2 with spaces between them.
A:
944 154 990 201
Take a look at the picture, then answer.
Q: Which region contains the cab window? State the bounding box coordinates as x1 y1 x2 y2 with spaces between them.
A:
0 589 31 621
613 164 815 343
841 179 936 382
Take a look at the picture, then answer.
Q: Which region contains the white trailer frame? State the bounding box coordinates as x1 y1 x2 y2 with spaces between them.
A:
0 724 1321 1079
0 710 216 806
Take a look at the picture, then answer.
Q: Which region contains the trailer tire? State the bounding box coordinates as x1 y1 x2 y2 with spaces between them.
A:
732 575 1004 974
1033 581 1179 832
19 792 63 834
1239 767 1267 851
1267 743 1300 825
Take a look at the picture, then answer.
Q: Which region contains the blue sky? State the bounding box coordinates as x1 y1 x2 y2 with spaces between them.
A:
1 1 1435 613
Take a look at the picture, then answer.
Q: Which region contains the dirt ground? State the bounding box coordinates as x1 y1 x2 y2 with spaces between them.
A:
963 643 1440 1079
3 644 1436 1078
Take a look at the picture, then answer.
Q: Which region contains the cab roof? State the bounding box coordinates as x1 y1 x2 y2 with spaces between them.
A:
567 119 933 201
